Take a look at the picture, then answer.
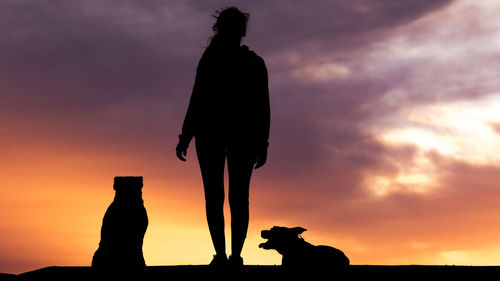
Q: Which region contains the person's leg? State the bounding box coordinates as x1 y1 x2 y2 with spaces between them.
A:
227 146 255 260
195 139 227 257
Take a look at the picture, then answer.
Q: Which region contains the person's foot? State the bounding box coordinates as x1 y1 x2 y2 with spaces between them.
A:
228 255 244 269
209 254 228 269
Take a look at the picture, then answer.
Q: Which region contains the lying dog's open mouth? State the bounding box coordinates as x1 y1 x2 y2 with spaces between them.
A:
259 230 275 249
260 230 274 249
259 241 273 249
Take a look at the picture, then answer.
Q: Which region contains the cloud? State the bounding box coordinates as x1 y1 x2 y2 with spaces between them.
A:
0 1 211 118
0 0 455 146
5 0 500 270
250 1 500 265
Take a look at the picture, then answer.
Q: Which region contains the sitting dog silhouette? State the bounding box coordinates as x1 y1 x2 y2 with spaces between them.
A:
259 226 349 271
92 176 148 272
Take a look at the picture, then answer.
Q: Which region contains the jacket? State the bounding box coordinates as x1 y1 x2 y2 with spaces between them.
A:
181 42 270 150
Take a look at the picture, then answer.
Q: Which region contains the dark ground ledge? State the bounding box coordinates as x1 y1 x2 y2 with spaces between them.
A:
4 265 500 281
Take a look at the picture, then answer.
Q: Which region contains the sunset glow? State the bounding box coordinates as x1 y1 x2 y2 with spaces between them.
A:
2 0 500 274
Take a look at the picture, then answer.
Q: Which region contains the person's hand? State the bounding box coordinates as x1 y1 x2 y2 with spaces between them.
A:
176 145 187 161
176 134 191 162
254 143 268 169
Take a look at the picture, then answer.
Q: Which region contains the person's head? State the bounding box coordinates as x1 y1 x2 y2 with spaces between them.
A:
211 7 249 45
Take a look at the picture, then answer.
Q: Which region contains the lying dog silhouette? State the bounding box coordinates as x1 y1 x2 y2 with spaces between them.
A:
259 226 349 271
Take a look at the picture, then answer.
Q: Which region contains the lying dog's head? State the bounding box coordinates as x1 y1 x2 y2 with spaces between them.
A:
259 226 307 255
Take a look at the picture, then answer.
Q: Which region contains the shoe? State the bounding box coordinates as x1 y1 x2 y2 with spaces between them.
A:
228 255 244 269
209 254 228 269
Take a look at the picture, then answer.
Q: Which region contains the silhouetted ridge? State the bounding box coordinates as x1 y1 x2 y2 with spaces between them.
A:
16 265 500 281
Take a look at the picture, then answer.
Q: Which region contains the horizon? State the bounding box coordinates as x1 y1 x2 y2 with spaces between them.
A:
2 0 500 274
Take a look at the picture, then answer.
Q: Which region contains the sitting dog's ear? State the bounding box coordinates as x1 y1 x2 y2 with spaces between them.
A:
291 227 307 234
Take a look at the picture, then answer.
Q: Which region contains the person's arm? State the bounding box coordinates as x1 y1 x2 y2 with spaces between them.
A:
176 58 204 161
254 57 270 169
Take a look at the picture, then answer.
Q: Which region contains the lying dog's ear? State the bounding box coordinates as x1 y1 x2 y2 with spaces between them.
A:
291 227 307 234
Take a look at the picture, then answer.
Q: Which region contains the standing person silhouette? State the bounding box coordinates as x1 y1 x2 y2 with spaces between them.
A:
176 7 270 268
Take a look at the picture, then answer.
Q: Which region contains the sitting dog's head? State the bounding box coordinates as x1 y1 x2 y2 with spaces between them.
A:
259 226 307 255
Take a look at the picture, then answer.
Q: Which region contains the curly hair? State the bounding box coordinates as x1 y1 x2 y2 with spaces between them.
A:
212 7 250 38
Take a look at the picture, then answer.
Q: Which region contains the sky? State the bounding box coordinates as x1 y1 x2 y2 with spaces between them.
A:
2 0 500 274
